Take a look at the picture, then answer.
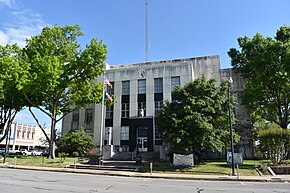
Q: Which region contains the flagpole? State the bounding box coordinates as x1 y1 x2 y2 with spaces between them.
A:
99 69 106 163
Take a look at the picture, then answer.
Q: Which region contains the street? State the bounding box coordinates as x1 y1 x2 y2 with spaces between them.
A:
0 168 289 193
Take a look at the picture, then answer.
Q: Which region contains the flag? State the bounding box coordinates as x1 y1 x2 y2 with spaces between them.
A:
104 76 112 88
105 91 113 105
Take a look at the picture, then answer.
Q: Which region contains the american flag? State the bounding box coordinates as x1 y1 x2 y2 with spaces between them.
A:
105 91 113 105
104 76 112 88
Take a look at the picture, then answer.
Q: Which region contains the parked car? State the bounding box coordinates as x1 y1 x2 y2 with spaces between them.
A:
0 148 5 155
31 149 43 156
19 149 32 156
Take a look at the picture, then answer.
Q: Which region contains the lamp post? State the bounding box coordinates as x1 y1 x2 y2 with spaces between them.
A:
228 76 235 176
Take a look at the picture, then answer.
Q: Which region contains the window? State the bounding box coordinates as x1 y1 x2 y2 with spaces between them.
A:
138 102 146 117
27 131 31 139
32 132 35 140
107 82 114 95
121 103 130 118
171 76 180 91
154 78 163 93
85 108 93 123
155 128 163 140
122 81 130 95
106 105 113 119
155 101 163 116
72 110 79 122
120 126 129 140
22 131 26 139
138 79 146 94
17 130 21 138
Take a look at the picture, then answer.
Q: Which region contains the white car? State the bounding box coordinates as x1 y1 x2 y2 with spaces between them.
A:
31 150 43 156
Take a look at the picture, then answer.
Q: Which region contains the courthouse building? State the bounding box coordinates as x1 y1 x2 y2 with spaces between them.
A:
62 55 253 158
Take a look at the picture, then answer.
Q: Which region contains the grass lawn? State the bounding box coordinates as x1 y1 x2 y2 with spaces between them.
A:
2 155 79 168
1 155 268 176
141 160 268 176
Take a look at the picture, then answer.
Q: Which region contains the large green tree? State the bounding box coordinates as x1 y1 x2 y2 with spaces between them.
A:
228 26 290 129
23 25 107 159
0 44 28 143
157 76 238 154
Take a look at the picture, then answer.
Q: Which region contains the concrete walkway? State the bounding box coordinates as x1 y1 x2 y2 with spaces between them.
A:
1 161 290 183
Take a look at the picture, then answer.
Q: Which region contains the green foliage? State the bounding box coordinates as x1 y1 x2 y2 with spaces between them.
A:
228 26 290 129
58 152 69 163
157 76 239 154
257 125 290 164
0 44 29 142
21 24 107 158
58 129 96 157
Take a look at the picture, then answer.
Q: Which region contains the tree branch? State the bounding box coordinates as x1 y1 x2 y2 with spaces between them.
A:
28 107 51 143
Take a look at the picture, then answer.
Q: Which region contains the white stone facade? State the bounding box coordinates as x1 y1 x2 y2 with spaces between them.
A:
62 55 223 153
0 122 49 150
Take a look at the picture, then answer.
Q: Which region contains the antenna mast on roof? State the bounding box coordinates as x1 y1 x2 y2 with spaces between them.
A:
145 0 149 62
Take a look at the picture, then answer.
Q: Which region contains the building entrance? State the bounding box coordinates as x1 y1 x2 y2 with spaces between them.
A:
137 137 148 152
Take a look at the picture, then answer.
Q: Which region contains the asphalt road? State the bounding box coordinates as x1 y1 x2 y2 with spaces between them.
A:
0 168 289 193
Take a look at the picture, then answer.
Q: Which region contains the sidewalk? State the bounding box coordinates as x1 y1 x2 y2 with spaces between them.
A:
1 162 290 183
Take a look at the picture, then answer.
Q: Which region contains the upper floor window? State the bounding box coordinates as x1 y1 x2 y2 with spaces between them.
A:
122 81 130 95
106 105 114 119
85 108 93 123
138 79 146 94
120 126 129 140
72 110 79 122
154 78 163 93
154 101 163 116
121 103 130 118
171 76 180 91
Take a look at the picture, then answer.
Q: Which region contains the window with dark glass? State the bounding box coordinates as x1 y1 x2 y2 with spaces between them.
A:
154 101 163 116
154 78 163 93
121 103 130 118
106 105 113 119
122 81 130 95
171 76 180 91
85 108 93 123
72 110 79 122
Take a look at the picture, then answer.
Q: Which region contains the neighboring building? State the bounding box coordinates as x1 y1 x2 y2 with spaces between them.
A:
62 55 254 158
0 122 49 150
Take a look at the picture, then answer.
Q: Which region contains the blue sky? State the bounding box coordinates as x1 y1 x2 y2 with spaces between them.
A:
1 0 290 128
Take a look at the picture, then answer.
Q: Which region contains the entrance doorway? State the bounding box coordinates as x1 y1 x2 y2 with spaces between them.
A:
137 137 148 152
136 126 148 152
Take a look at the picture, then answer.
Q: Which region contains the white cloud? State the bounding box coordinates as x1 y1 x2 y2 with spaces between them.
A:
0 3 49 47
0 0 17 9
0 30 9 45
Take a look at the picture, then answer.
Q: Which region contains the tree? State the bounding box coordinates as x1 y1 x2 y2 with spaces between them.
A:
254 121 290 163
0 44 28 144
228 26 290 129
157 76 239 155
22 25 107 159
58 129 95 157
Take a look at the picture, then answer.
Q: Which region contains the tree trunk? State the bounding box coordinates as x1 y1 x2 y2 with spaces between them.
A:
49 114 57 159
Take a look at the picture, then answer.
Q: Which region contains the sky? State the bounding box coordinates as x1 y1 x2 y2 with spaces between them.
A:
1 0 290 128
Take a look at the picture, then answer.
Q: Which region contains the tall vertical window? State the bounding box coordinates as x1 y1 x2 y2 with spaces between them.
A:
154 101 163 116
106 105 114 119
138 79 146 94
122 81 130 95
121 103 130 118
171 76 180 91
138 102 146 117
120 126 129 140
72 110 79 122
85 108 93 123
154 78 163 93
